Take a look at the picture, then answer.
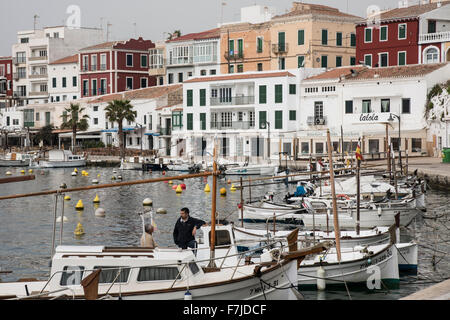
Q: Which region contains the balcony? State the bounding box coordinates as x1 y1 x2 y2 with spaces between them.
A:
167 57 193 67
224 52 244 61
29 73 48 79
149 66 166 76
28 56 47 62
210 121 255 130
91 65 98 71
29 91 48 97
159 127 172 136
272 43 289 54
100 64 107 71
307 116 327 126
13 91 26 98
13 57 26 65
419 31 450 44
13 73 26 80
210 96 255 106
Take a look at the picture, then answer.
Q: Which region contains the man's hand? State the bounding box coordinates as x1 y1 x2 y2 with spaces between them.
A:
192 226 197 236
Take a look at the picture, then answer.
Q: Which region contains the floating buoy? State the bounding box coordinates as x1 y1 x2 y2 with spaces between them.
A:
56 216 68 223
317 266 326 290
5 171 12 176
74 168 78 173
95 208 106 217
74 223 85 236
168 180 173 185
184 290 192 300
93 194 100 203
71 171 77 176
230 184 237 192
75 199 84 210
172 185 178 190
162 171 166 176
204 184 211 192
227 179 231 185
117 175 123 180
156 208 167 214
20 170 25 174
180 183 186 190
64 195 71 201
220 188 227 196
176 185 183 193
92 179 99 184
143 198 153 207
111 176 117 180
28 169 33 174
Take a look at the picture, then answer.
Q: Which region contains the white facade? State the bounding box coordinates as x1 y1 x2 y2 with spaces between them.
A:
12 26 103 106
48 58 79 103
220 5 276 26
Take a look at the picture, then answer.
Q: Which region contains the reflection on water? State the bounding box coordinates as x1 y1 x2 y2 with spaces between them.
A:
0 167 448 300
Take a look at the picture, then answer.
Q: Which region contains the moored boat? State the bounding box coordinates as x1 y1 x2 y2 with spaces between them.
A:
30 150 86 168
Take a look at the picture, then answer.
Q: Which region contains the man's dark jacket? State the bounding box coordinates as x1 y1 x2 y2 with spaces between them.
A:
173 216 206 248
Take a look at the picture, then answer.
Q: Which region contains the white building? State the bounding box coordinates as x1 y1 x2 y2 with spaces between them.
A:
175 69 324 163
12 26 103 106
48 54 79 103
299 63 450 158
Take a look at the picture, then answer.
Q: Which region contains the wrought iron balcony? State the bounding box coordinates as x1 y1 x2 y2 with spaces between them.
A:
307 116 327 126
224 52 244 61
158 127 172 136
210 96 255 106
210 121 255 130
272 43 289 54
13 57 26 65
13 91 26 98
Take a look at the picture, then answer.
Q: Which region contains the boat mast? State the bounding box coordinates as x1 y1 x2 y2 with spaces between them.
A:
326 129 341 261
208 141 218 268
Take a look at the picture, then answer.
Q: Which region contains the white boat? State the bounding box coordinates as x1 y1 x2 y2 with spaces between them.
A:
242 202 305 224
166 160 192 172
396 242 418 274
30 150 86 168
120 157 144 170
0 152 35 167
224 164 279 176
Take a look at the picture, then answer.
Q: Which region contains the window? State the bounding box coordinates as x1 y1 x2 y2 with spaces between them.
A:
278 32 286 51
141 55 148 68
237 39 244 57
36 112 40 121
315 142 324 154
350 33 356 47
60 266 85 286
345 100 353 114
200 113 206 130
365 28 372 42
93 106 99 112
424 47 439 64
336 32 342 46
364 54 372 67
187 90 193 107
129 137 133 145
402 98 411 114
257 37 263 53
275 85 283 103
91 55 97 71
379 53 388 67
137 267 181 282
322 29 328 45
229 39 234 55
369 139 379 153
187 113 193 130
259 111 267 129
200 89 206 106
200 70 207 76
314 102 323 120
228 65 234 73
168 73 173 84
412 138 422 152
398 24 407 40
301 142 309 154
100 54 107 70
350 57 356 66
289 84 296 95
188 262 200 275
237 64 244 73
298 55 305 68
380 26 388 41
126 54 133 67
20 38 29 43
336 56 342 67
362 100 372 113
259 85 267 104
275 111 283 129
126 77 133 90
94 118 99 125
53 32 59 38
381 99 390 113
210 69 216 75
398 51 406 66
141 78 148 89
52 78 57 88
62 77 67 88
257 63 263 71
279 57 285 70
178 73 183 83
92 79 97 96
428 20 436 34
321 56 328 68
83 80 89 96
82 55 89 71
73 76 77 87
289 110 296 121
298 30 305 45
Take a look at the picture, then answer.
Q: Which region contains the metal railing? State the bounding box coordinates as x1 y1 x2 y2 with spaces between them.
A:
210 121 255 130
307 116 327 126
13 57 26 65
224 52 244 60
210 96 255 106
13 91 26 97
159 127 172 136
29 73 48 79
419 31 450 44
100 64 107 71
28 56 47 61
272 43 289 54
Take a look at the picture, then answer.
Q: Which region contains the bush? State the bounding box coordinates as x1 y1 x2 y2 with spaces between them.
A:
82 140 105 149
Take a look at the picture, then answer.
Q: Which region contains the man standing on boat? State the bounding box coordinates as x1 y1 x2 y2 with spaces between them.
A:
140 224 158 249
173 208 205 252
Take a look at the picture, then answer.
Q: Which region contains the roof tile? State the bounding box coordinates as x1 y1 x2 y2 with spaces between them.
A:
184 71 295 83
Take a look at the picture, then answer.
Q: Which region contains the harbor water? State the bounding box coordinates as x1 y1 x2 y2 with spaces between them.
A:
0 167 448 300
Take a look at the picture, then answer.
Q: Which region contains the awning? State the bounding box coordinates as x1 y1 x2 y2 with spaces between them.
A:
101 127 136 133
144 133 161 136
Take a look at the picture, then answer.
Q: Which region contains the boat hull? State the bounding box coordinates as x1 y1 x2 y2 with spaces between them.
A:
0 160 31 167
225 166 278 176
120 162 143 170
31 160 86 168
396 242 418 274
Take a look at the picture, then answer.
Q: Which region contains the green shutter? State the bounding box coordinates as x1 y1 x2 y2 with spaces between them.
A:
187 113 193 130
399 25 406 39
351 33 356 47
322 30 328 45
275 111 283 129
257 37 263 53
365 28 372 42
200 113 206 130
289 110 296 121
336 32 342 46
298 30 304 45
398 52 406 66
381 26 387 40
321 56 328 68
200 89 206 106
259 85 267 104
350 57 356 66
275 85 283 103
298 56 305 68
278 32 285 51
336 56 342 67
187 90 193 107
229 40 234 54
259 111 267 129
289 84 296 95
238 39 243 57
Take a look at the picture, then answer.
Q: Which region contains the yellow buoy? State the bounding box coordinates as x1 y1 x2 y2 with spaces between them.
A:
97 174 101 178
64 195 71 201
75 199 84 210
168 180 173 185
176 185 183 193
20 170 25 174
230 184 237 192
204 184 211 192
74 168 78 173
28 169 33 174
74 223 85 236
220 188 227 196
93 194 100 203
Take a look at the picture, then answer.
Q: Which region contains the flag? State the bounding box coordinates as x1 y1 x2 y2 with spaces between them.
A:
356 141 364 161
317 158 324 169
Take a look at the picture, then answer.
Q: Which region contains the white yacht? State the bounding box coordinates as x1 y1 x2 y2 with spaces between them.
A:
30 150 86 168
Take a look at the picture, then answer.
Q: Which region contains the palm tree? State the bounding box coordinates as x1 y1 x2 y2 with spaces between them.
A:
60 103 90 152
104 99 137 159
167 30 182 41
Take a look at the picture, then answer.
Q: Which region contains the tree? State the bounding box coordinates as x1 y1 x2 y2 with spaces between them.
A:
33 124 56 147
167 30 182 41
60 103 90 152
104 99 137 159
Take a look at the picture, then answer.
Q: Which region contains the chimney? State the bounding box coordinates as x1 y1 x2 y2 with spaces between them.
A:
398 0 409 8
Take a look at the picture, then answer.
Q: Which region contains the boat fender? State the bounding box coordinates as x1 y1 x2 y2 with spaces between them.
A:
184 290 192 300
143 198 153 207
317 266 326 291
337 194 350 200
95 208 106 217
377 207 382 217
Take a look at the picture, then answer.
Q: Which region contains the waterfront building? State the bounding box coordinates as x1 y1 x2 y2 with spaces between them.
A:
79 38 157 98
11 26 103 106
356 0 450 68
0 57 13 108
299 62 450 158
48 54 79 103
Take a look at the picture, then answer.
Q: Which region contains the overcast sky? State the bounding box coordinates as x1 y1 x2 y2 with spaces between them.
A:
0 0 417 56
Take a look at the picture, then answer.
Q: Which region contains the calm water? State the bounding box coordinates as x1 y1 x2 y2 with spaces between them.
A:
0 167 448 300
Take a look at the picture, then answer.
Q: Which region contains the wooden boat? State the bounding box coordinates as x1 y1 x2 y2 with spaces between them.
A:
224 164 279 176
396 242 418 274
30 150 86 168
0 152 35 167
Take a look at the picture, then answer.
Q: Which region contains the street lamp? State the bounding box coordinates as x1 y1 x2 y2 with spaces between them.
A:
135 123 143 156
260 121 270 161
388 113 402 173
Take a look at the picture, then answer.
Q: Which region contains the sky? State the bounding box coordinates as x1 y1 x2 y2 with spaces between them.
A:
0 0 418 56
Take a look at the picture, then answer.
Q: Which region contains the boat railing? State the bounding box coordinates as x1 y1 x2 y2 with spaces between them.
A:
11 287 76 300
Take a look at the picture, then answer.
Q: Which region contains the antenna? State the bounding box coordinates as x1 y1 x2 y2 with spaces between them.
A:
106 22 112 41
33 14 39 31
133 22 137 38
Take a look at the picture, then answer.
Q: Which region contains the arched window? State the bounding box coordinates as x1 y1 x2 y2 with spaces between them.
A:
424 47 439 64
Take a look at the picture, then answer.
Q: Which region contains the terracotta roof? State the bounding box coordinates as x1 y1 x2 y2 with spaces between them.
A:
273 2 362 20
155 103 182 111
49 54 78 65
88 84 183 104
166 28 220 43
184 71 295 83
80 41 121 51
358 1 450 24
172 107 183 112
304 63 448 81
